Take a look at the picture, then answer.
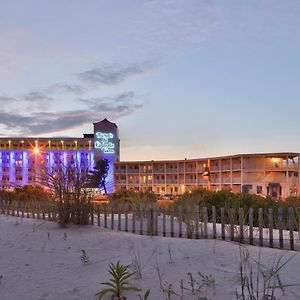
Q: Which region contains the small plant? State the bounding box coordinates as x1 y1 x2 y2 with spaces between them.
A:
47 232 50 240
236 245 298 300
130 246 156 279
95 261 140 299
80 249 90 265
63 232 67 240
187 272 196 293
162 280 175 300
167 244 173 264
138 289 150 300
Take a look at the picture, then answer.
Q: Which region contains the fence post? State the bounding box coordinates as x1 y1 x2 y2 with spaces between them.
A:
239 208 244 243
162 207 166 237
268 208 273 248
289 207 294 251
186 206 192 239
125 204 128 232
37 204 40 220
32 203 35 219
212 206 216 239
195 206 200 239
16 201 19 218
11 202 15 216
221 207 225 240
203 207 208 239
139 204 143 235
132 205 136 234
90 205 94 225
21 203 24 218
249 208 253 245
154 205 159 236
258 208 263 247
170 206 174 238
104 205 107 228
278 207 283 249
229 208 235 241
111 205 114 230
97 205 100 227
178 206 182 238
118 205 121 231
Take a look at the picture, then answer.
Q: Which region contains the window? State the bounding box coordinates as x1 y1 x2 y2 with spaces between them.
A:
257 186 263 194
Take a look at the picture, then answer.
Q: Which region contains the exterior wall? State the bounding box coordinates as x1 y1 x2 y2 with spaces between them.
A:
114 153 300 199
0 138 94 189
0 119 120 191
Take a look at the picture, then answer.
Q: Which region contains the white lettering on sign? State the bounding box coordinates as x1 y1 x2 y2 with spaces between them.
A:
94 132 115 154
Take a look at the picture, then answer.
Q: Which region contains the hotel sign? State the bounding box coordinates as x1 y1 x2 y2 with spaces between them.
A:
94 132 115 154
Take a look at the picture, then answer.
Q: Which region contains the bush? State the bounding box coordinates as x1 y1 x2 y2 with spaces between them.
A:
108 190 157 207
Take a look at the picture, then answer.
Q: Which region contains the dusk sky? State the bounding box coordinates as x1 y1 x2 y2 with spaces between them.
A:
0 1 300 161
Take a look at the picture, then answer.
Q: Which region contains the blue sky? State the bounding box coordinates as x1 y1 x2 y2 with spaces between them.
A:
0 0 300 160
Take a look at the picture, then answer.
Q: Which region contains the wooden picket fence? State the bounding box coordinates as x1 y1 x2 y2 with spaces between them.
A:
0 200 299 251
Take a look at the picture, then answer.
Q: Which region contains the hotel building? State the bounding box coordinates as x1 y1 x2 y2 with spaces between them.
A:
0 119 299 199
114 153 300 199
0 119 120 193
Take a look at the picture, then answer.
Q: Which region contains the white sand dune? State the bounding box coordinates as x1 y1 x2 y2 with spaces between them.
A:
0 215 300 300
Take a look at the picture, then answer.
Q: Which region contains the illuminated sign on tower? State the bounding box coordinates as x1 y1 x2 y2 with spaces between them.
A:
93 119 120 193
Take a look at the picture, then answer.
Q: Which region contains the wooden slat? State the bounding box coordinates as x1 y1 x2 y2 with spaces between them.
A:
258 208 263 247
125 204 128 232
16 202 19 218
97 205 100 227
104 205 108 228
239 208 244 243
154 205 159 236
170 206 174 238
195 206 199 239
268 208 273 248
229 208 235 241
186 206 191 239
111 205 114 230
221 207 225 240
162 207 166 237
249 208 254 245
278 207 284 249
118 205 121 231
289 207 294 251
90 205 94 225
139 204 143 235
203 207 208 239
212 206 216 239
178 206 182 238
132 205 136 233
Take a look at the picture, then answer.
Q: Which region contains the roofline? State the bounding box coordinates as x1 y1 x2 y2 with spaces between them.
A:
116 152 300 164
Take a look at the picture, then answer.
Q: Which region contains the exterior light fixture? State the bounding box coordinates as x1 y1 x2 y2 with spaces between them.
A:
33 148 40 154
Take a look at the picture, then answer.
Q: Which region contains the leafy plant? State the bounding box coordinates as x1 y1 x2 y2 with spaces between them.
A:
138 289 150 300
96 261 140 299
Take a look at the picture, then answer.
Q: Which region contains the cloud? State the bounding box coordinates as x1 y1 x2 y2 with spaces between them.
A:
80 92 144 118
0 96 17 103
23 91 53 102
45 83 85 95
0 91 143 135
76 62 158 85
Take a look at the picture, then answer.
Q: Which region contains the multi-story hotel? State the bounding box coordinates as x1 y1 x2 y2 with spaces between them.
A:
114 153 300 199
0 119 120 193
0 119 299 199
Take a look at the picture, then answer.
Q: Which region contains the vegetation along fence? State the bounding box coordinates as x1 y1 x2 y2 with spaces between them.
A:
1 200 300 251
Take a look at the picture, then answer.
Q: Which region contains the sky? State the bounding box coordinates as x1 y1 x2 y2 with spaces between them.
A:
0 0 300 161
